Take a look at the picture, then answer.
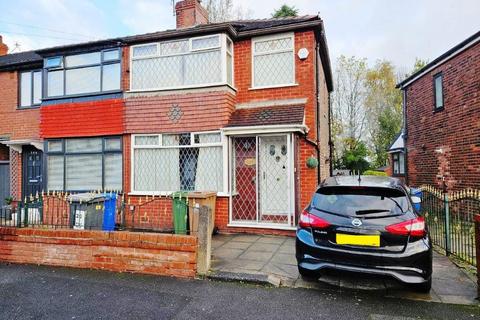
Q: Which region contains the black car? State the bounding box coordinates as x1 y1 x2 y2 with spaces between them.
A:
296 176 432 292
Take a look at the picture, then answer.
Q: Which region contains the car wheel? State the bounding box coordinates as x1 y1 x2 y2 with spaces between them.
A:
298 266 318 281
411 278 432 293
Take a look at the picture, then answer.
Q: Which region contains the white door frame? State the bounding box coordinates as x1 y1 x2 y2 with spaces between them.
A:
228 133 295 230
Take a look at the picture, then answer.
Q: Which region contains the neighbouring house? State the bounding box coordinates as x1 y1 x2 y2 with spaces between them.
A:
0 0 333 235
396 30 480 190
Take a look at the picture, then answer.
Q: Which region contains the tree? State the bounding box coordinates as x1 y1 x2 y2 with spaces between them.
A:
272 4 299 18
203 0 253 22
340 138 370 173
331 55 368 168
364 61 402 168
412 58 428 73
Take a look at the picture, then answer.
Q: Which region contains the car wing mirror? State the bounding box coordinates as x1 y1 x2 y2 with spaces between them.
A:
411 196 421 204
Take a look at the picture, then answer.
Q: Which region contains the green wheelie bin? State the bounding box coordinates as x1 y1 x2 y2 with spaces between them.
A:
172 191 189 234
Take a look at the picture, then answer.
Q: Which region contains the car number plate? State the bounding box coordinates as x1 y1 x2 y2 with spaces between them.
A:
336 234 380 247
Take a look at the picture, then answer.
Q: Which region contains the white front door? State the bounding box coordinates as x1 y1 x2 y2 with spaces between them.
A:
259 135 290 220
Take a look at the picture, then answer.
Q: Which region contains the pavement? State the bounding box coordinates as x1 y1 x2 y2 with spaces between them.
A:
211 234 479 305
1 263 479 320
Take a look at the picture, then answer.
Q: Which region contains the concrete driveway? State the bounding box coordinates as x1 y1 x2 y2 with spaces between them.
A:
211 234 478 305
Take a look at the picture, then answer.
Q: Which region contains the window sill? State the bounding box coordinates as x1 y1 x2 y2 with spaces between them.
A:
42 90 122 102
227 223 296 231
128 191 229 197
127 83 236 94
433 107 444 114
248 83 298 91
17 105 40 110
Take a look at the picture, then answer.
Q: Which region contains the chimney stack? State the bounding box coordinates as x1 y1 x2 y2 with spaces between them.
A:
175 0 209 29
0 36 8 56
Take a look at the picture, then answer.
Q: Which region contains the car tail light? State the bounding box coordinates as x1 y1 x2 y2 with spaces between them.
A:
299 209 330 229
385 217 426 237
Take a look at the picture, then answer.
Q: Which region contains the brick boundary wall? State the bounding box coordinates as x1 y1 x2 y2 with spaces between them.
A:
0 228 197 278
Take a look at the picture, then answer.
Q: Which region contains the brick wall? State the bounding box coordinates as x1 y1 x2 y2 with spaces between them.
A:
40 99 125 138
0 228 197 278
234 31 317 141
124 89 235 133
0 71 40 140
405 41 480 190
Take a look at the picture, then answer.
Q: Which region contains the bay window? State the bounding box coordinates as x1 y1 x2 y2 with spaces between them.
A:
130 34 234 91
44 48 121 98
132 132 224 193
252 33 295 88
46 137 123 191
19 70 42 107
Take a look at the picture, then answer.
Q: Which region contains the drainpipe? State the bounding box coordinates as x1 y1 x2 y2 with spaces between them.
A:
402 88 409 185
328 91 333 176
314 42 321 183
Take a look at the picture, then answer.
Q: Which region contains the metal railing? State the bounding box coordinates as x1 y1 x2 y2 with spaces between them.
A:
419 185 479 266
0 191 207 235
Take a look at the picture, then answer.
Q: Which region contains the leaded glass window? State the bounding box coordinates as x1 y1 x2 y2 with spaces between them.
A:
252 33 295 88
131 34 233 90
132 132 224 193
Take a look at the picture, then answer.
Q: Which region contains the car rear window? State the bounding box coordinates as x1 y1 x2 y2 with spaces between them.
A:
312 186 410 217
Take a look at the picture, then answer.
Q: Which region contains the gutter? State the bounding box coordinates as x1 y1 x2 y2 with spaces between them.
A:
221 124 308 136
314 41 321 183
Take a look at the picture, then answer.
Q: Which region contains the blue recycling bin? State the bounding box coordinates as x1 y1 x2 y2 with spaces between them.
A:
102 193 117 231
410 188 422 212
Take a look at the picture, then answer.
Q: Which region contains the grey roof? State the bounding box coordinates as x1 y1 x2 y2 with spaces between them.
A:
0 50 42 69
0 15 332 90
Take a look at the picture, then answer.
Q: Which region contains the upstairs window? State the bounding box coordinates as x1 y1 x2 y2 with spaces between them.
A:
252 33 295 88
19 70 42 108
130 34 233 91
44 48 121 98
434 73 444 110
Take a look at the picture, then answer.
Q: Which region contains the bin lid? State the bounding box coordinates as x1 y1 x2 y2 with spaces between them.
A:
187 191 217 199
67 192 106 203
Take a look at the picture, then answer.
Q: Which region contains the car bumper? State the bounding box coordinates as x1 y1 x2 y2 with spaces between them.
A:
296 228 432 285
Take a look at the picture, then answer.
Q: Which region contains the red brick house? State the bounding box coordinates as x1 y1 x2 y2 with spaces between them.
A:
0 0 333 234
396 30 480 190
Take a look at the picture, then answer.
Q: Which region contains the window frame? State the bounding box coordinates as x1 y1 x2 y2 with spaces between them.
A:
43 48 122 100
433 72 444 111
130 131 227 195
45 136 123 192
129 33 234 92
18 69 42 109
251 32 296 90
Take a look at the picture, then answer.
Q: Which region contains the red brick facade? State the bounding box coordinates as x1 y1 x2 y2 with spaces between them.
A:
404 41 480 190
0 24 332 234
40 99 125 138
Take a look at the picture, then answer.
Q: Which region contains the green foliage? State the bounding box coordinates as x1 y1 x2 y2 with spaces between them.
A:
365 61 402 168
340 138 370 172
4 196 13 205
272 4 299 18
363 170 387 177
306 156 319 168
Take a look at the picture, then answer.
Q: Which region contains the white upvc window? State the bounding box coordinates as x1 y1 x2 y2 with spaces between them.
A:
251 32 295 89
131 131 226 194
130 34 234 91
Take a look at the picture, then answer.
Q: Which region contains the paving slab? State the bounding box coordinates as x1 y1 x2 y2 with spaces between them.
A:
211 234 479 305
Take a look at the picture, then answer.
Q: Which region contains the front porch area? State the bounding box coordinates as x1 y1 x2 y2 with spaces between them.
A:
211 234 478 305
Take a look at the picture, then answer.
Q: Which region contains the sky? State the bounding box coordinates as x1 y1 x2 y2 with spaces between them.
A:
0 0 478 71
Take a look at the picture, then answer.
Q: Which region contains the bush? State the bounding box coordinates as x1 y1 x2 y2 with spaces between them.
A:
363 170 387 177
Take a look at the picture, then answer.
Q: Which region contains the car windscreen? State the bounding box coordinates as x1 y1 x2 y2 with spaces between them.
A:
312 186 410 217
